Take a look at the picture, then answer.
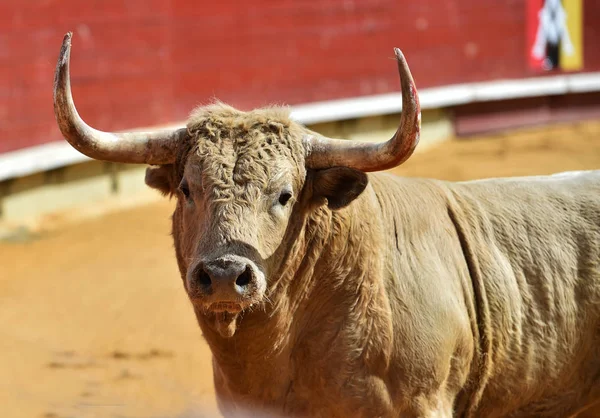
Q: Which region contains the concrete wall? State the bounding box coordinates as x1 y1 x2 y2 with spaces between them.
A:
0 161 157 241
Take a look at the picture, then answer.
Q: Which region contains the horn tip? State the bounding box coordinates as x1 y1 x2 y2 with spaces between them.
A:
393 47 405 61
54 32 74 106
58 32 73 66
62 32 73 50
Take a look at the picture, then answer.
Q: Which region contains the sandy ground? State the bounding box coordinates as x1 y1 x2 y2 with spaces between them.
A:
2 120 600 418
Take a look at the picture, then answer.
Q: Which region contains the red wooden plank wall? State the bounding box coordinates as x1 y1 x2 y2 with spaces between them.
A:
2 0 600 154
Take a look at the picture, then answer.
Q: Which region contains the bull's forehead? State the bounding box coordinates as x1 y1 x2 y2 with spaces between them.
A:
185 133 304 198
182 103 307 199
184 134 303 252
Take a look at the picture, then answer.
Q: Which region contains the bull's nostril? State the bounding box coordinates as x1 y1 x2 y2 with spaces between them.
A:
235 266 252 287
198 269 212 287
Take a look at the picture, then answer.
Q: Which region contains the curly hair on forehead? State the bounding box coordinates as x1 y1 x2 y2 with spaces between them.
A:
187 101 295 139
144 101 309 198
185 101 307 175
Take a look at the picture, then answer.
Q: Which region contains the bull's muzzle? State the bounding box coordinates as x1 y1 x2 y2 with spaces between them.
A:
187 255 265 312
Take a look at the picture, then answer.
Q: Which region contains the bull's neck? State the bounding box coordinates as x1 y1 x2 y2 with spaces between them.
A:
198 197 391 412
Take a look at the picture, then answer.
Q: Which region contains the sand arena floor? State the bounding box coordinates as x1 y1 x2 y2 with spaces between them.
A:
2 120 600 418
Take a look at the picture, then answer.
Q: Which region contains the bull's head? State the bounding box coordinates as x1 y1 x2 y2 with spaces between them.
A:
54 33 420 338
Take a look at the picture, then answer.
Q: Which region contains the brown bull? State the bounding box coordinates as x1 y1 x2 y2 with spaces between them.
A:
54 33 600 417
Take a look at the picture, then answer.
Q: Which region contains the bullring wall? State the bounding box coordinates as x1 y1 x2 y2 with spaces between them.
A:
3 0 600 153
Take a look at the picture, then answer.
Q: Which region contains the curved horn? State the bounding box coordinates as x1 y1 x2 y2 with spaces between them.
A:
305 48 420 172
53 32 184 165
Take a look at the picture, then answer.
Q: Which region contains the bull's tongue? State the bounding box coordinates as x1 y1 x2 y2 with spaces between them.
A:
214 311 239 337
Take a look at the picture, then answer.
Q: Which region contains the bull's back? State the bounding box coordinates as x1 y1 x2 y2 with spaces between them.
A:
452 170 600 416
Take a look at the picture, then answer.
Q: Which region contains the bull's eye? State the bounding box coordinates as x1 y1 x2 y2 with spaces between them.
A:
278 191 292 206
178 179 191 201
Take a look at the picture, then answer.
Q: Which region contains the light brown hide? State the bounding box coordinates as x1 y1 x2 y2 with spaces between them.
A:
146 105 600 417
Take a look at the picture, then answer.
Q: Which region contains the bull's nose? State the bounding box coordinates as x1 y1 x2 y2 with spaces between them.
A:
193 258 254 297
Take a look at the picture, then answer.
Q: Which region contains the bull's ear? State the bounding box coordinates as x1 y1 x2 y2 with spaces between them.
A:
311 167 368 210
145 165 176 196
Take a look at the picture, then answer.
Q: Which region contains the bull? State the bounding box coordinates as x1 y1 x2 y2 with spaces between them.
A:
53 33 600 417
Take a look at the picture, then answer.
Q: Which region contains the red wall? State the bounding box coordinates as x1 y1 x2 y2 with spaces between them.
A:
2 0 600 154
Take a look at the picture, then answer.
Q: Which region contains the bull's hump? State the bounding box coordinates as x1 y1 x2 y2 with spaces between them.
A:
462 169 600 184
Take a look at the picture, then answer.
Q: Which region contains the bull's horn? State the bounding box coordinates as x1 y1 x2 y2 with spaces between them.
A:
305 48 420 171
53 32 183 165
